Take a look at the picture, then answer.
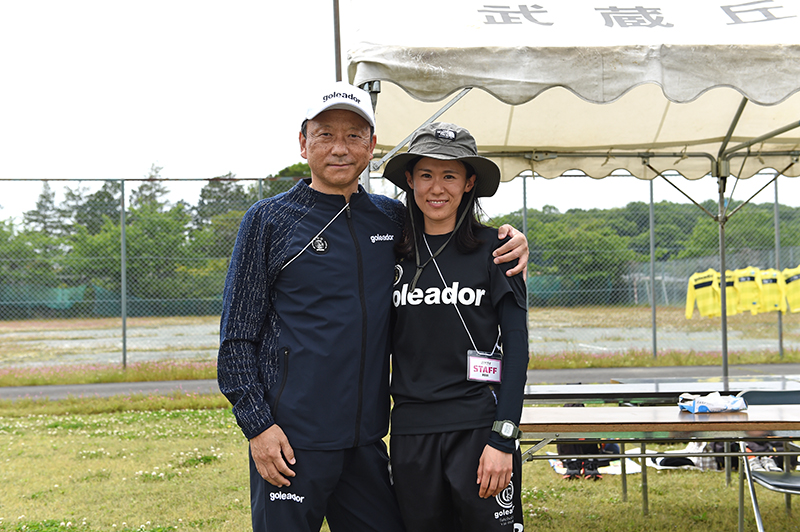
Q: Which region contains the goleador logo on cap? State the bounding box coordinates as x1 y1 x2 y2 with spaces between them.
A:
322 92 361 104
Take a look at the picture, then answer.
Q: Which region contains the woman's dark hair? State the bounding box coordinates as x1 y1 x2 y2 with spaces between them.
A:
395 159 486 260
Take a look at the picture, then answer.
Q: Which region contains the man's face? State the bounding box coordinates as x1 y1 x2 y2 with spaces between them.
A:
300 109 376 197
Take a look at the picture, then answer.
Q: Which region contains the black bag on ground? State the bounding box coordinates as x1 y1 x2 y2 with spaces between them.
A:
556 404 609 467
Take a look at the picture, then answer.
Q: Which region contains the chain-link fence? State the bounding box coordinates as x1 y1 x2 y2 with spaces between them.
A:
1 175 799 368
0 175 296 368
491 185 800 359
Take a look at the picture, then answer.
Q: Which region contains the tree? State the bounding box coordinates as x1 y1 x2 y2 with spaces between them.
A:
675 201 800 259
194 173 252 228
124 202 194 302
130 164 170 211
78 181 123 235
0 220 25 284
58 184 89 236
538 220 635 305
242 162 311 200
24 181 62 235
275 162 311 178
63 221 120 288
9 229 65 287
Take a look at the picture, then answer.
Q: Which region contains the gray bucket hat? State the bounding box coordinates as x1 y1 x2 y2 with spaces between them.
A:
382 122 501 197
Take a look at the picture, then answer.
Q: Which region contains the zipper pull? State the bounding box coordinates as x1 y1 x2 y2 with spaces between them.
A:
345 202 351 219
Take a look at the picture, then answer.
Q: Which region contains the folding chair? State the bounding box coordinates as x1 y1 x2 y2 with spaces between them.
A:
736 389 800 532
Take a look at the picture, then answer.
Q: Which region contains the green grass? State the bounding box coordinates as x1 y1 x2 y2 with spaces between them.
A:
0 359 218 388
1 404 797 532
518 450 797 531
0 408 250 531
1 310 799 531
1 348 797 388
0 390 229 418
530 347 800 370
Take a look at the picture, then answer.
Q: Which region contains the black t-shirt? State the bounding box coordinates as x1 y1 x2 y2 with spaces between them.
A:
390 226 527 435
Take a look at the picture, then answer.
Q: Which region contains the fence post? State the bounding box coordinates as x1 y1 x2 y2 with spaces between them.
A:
774 178 784 358
120 180 127 369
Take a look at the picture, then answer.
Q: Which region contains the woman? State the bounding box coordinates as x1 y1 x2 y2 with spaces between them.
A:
384 122 528 531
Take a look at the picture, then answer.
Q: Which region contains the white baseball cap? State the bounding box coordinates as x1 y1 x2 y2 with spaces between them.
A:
304 81 376 129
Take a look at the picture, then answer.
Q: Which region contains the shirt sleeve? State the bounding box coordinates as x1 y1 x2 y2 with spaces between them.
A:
488 235 528 310
487 285 529 454
217 203 276 440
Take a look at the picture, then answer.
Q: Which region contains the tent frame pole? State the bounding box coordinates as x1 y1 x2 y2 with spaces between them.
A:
333 0 342 81
722 120 800 160
369 88 473 173
717 177 730 385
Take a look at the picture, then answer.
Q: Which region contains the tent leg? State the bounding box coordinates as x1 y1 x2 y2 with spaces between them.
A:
718 176 729 385
522 173 529 305
362 81 382 193
649 180 656 358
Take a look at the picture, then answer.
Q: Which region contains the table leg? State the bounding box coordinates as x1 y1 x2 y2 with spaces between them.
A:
725 442 732 486
738 456 744 532
620 442 627 502
641 442 648 516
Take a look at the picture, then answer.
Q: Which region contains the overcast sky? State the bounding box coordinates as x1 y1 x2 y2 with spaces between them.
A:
2 0 799 224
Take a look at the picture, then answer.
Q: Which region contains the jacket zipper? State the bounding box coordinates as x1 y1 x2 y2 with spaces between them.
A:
272 347 290 417
346 203 368 448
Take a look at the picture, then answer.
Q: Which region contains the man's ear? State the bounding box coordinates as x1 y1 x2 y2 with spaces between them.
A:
299 130 308 160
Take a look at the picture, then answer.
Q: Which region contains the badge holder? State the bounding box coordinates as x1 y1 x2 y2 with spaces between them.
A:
467 349 502 384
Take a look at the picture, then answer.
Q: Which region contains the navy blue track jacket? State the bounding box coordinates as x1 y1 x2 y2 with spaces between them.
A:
218 179 404 450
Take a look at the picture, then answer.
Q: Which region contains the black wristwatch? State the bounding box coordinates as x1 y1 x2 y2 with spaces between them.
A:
492 420 521 440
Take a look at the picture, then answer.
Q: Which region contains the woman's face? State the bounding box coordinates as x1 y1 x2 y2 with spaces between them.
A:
406 157 476 235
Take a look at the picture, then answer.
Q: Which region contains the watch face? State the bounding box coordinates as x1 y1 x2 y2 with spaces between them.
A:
501 423 513 437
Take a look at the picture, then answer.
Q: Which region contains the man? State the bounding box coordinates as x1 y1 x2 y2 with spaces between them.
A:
218 81 528 532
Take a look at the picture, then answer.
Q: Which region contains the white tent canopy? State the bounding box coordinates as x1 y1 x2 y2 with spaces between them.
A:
343 0 800 376
345 0 800 181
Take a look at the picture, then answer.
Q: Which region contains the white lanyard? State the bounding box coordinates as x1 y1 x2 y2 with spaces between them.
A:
281 202 349 271
423 235 500 354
